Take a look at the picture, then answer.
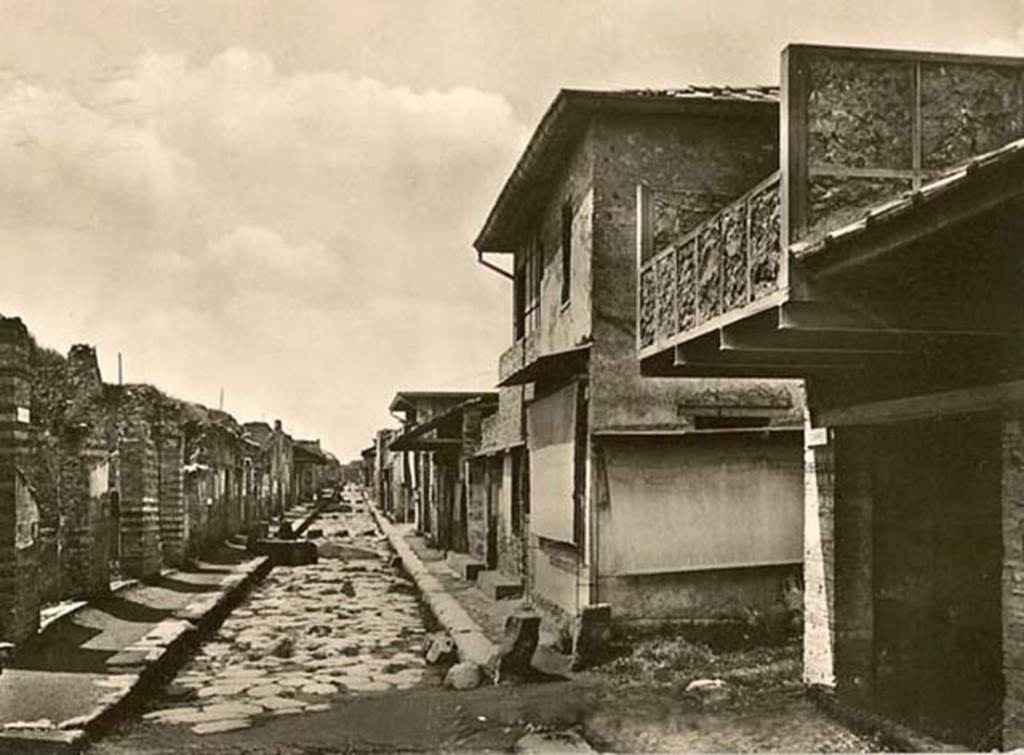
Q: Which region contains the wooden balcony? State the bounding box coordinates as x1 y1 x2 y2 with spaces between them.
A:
637 171 783 360
498 331 539 384
638 44 1024 380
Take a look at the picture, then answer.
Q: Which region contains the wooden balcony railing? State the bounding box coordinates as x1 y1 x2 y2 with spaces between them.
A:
638 171 782 353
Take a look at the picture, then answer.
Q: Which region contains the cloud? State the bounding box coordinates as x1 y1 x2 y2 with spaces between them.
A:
0 78 194 235
0 46 523 457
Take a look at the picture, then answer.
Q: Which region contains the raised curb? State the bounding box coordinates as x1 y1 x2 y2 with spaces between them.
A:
0 555 272 753
368 505 498 670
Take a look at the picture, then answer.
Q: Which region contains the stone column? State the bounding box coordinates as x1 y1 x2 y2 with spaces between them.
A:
119 425 161 579
156 431 185 568
0 318 40 643
803 415 836 688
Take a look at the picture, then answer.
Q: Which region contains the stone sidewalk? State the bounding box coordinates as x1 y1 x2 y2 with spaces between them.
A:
0 547 270 753
369 508 572 678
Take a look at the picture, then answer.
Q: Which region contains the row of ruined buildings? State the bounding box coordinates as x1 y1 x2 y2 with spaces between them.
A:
364 43 1024 750
0 323 341 648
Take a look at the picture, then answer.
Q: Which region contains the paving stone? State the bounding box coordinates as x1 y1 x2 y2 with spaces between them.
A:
198 702 264 720
259 696 306 711
191 719 251 734
300 682 338 695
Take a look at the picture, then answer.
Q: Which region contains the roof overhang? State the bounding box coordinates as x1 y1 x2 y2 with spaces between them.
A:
498 343 591 387
475 89 778 253
388 395 499 452
388 391 496 413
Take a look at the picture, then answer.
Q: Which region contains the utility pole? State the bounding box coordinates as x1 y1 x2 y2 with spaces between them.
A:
117 352 123 385
219 387 224 411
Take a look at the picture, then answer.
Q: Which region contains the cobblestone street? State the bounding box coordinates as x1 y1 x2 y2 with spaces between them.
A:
132 499 440 736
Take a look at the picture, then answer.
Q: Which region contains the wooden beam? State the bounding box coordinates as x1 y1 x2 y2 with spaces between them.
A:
720 321 909 355
818 379 1024 427
779 300 1023 337
678 342 878 368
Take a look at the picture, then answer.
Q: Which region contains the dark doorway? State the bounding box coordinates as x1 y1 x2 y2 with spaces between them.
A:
871 413 1002 748
485 456 501 570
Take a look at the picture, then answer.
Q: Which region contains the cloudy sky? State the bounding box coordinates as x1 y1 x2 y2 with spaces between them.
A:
0 0 1020 458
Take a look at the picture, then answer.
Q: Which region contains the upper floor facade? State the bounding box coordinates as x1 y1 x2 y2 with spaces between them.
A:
476 88 803 435
637 44 1024 392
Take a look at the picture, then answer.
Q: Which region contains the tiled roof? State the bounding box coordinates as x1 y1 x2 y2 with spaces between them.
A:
474 86 778 252
620 85 779 102
792 136 1024 261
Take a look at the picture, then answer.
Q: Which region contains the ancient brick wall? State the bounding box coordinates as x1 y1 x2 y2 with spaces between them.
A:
59 441 112 598
0 318 40 644
118 429 161 579
157 432 185 567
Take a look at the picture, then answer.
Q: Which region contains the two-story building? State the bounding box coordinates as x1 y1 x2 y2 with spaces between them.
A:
473 87 806 636
636 43 1024 749
387 391 496 554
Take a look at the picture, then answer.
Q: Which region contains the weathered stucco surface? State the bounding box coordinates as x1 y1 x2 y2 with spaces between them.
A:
589 112 796 432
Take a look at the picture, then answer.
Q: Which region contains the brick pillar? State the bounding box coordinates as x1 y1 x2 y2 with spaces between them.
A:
119 426 161 579
803 413 836 687
0 318 40 643
157 431 185 567
1002 409 1024 748
60 440 112 597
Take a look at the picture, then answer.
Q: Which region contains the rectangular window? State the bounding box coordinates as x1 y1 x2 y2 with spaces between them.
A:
515 237 543 338
514 254 525 341
561 202 572 304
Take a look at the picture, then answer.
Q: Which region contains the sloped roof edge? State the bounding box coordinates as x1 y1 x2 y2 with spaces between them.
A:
474 87 779 253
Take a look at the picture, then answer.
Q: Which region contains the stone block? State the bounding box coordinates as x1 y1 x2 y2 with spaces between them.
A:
476 570 524 600
249 539 317 567
494 613 540 682
445 552 485 582
423 631 458 666
444 661 483 690
571 603 612 670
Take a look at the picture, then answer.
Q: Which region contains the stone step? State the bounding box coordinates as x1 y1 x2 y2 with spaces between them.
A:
476 570 524 600
445 552 485 582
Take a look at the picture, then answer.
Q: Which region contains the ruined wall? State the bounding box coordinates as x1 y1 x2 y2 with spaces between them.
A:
118 428 161 579
466 458 488 564
0 319 39 643
157 432 185 567
588 110 796 431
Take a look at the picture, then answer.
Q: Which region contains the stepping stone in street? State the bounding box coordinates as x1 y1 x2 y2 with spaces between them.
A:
248 684 287 699
259 696 305 712
199 702 264 720
300 682 338 696
143 707 209 725
192 719 251 735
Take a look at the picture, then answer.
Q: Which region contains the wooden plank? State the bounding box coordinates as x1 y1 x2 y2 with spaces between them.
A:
721 322 909 355
807 165 935 180
678 341 880 367
818 379 1024 427
779 300 1024 336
